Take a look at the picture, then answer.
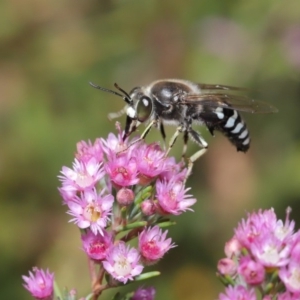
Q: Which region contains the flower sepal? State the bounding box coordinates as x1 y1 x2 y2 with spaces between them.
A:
134 271 161 281
61 287 77 300
130 186 154 217
135 186 153 203
115 221 148 232
216 273 236 287
157 220 176 228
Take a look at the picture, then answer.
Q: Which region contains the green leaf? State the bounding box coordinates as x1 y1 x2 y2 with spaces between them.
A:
134 271 161 281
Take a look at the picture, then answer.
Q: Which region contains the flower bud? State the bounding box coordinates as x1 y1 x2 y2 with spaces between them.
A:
217 258 237 276
141 200 156 216
238 256 265 285
116 188 135 206
225 236 242 258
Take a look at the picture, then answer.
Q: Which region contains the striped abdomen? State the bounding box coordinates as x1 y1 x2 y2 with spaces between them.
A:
204 107 250 152
214 107 250 152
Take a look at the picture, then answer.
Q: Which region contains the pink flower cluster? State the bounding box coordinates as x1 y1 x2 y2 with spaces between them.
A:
217 207 300 300
56 124 191 285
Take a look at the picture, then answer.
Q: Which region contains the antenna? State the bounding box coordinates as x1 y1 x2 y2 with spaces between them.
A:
89 82 132 105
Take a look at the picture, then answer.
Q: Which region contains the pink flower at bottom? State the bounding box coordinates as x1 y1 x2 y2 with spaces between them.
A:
138 226 175 264
278 291 300 300
279 259 300 294
22 267 54 300
132 286 156 300
218 285 256 300
102 242 143 284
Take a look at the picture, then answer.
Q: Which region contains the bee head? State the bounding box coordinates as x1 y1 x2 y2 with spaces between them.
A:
128 88 153 123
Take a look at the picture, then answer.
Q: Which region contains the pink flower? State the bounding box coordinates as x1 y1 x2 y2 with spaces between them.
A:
67 189 114 235
22 267 54 300
133 143 166 183
279 258 300 294
103 242 143 283
234 208 294 251
278 291 300 300
101 124 138 156
273 207 295 242
138 226 175 264
81 229 113 261
234 208 277 249
105 153 139 187
58 158 104 202
132 286 156 300
159 156 186 181
218 285 256 300
250 233 291 268
291 232 300 260
75 139 103 163
217 258 237 276
156 180 196 215
237 256 265 285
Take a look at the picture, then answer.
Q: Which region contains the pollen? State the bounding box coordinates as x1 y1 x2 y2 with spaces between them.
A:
84 204 101 222
90 241 105 254
75 172 94 189
114 257 132 276
117 167 128 176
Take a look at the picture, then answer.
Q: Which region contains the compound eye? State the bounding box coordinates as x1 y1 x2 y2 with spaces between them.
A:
136 96 152 122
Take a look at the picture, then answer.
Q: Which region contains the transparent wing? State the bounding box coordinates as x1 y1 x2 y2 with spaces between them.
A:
181 93 278 114
198 83 249 92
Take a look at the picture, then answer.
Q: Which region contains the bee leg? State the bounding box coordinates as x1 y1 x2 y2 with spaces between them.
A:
182 131 189 160
188 128 208 149
164 126 183 157
159 122 167 150
123 116 136 141
184 129 208 182
206 124 215 136
122 119 156 150
184 148 207 182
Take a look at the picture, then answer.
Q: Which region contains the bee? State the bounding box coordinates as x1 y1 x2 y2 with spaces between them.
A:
90 79 277 175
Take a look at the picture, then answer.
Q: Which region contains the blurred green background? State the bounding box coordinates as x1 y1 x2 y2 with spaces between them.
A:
1 0 300 299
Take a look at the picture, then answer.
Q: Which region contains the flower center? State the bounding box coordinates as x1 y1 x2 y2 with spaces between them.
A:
142 241 160 259
76 172 94 189
290 268 300 289
90 241 105 254
83 203 101 222
114 256 132 276
117 167 128 177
